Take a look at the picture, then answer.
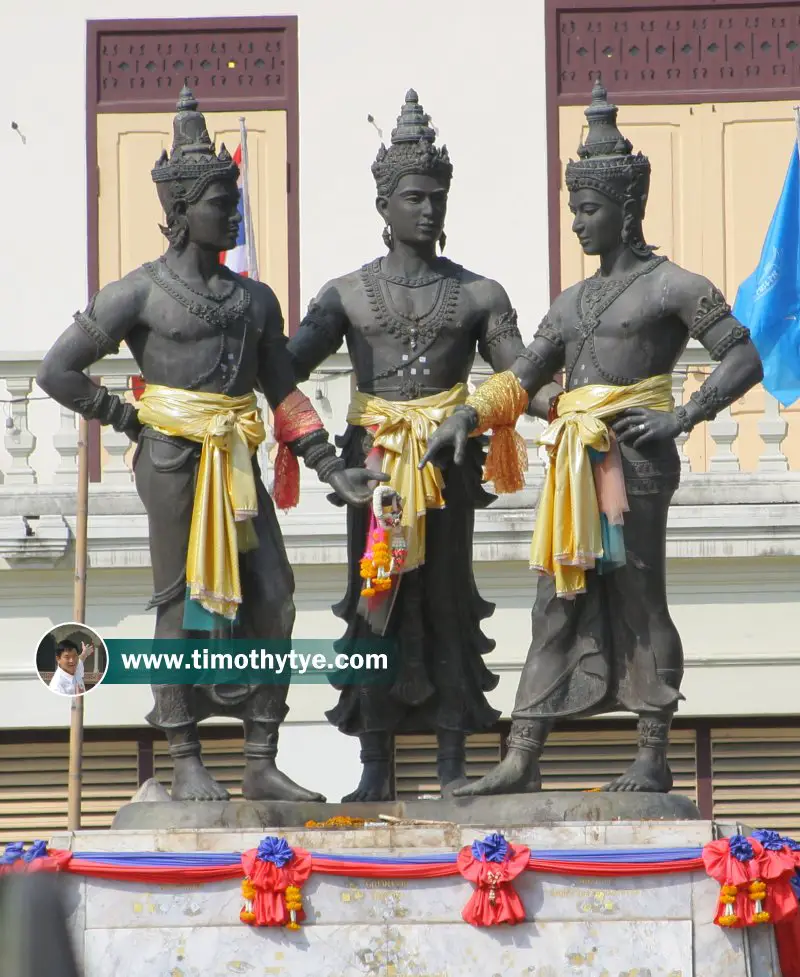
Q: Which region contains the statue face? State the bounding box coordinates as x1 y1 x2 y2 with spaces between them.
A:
377 174 448 247
184 178 242 251
569 188 624 256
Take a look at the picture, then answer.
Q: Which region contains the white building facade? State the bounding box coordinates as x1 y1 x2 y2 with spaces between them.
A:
1 0 800 839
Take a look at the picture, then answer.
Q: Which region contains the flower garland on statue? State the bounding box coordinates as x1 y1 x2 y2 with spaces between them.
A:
456 833 530 927
359 486 407 598
240 836 312 929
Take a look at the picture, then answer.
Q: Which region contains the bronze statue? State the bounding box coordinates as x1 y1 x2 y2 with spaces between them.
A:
37 88 379 803
422 81 763 796
287 90 559 802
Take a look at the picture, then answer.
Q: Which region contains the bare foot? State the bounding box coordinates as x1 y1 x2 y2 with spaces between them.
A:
452 748 542 797
603 749 673 793
171 756 230 801
243 759 326 802
341 761 392 802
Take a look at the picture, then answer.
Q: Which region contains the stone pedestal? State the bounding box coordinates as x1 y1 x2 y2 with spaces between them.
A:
111 790 702 830
50 818 782 977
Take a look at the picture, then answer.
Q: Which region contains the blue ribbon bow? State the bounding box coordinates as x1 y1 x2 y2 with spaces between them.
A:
752 829 784 852
729 835 755 862
782 836 800 852
471 832 509 864
1 842 25 865
22 841 48 862
256 836 294 868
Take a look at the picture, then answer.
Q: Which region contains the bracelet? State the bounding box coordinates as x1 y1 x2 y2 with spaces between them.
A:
674 404 694 434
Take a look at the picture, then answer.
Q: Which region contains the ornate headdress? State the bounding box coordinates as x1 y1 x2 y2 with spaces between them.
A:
564 79 650 209
151 86 239 204
371 89 453 197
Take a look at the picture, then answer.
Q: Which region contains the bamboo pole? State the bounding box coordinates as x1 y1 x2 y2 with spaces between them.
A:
67 415 89 831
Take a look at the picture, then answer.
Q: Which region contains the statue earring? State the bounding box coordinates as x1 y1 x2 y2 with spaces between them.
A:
382 224 394 250
439 230 447 253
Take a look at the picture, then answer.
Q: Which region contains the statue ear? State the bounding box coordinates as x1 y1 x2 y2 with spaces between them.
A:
375 195 390 222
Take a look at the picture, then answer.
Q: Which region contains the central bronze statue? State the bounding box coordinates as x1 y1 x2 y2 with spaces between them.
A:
37 89 379 804
287 90 559 802
423 81 763 796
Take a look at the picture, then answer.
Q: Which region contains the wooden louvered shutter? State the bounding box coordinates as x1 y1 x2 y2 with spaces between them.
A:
394 728 697 801
394 734 502 799
0 739 139 843
711 727 800 834
540 728 697 800
154 735 247 798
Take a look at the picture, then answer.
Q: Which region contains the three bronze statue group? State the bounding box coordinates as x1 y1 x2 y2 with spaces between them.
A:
37 82 763 804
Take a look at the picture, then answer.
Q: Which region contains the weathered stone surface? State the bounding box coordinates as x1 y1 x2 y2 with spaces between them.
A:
111 790 701 830
129 778 171 804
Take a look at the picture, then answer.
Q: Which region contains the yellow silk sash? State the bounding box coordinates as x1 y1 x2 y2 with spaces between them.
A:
347 384 469 571
530 375 674 598
137 385 266 621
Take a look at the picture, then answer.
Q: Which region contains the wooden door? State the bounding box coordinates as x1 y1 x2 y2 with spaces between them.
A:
96 110 289 316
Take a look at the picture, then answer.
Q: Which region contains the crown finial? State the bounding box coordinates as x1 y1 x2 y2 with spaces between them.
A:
577 78 632 159
565 83 650 210
176 85 198 113
391 88 436 145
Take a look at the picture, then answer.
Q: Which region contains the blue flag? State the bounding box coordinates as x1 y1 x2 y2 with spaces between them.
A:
732 146 800 406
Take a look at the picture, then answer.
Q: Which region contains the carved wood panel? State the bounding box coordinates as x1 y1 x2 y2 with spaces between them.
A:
557 6 800 98
96 28 289 106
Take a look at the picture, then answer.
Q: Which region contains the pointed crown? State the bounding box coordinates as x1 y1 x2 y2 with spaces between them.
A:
371 89 453 197
151 87 239 203
564 79 650 206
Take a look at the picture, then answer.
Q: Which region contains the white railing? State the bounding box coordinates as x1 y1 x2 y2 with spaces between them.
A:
0 345 798 498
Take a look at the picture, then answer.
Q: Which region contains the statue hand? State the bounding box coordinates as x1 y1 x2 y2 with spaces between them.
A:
327 468 392 507
612 408 681 449
418 409 474 471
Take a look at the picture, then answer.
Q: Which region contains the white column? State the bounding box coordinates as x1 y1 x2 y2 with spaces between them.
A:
671 369 692 474
708 406 741 473
4 377 37 485
101 377 134 484
52 404 79 484
757 391 789 472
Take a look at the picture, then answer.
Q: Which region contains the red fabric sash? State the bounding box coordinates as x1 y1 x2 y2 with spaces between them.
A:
271 391 325 511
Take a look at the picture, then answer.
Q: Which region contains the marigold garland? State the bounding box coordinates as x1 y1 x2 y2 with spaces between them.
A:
305 816 367 829
285 884 303 930
240 876 256 924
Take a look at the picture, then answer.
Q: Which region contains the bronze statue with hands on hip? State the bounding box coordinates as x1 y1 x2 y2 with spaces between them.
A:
421 81 763 797
36 87 384 804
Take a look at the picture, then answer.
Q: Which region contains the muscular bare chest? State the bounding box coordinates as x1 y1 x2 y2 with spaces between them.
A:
343 260 479 393
128 264 265 394
561 260 687 388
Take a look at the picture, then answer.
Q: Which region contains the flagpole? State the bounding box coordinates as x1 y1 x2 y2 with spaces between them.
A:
67 414 89 831
795 106 800 160
238 117 259 282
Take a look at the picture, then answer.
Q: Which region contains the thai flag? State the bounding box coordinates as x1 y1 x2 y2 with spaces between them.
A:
220 145 249 276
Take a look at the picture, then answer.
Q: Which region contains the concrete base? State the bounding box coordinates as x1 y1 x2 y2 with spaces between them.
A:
50 819 781 977
111 789 702 830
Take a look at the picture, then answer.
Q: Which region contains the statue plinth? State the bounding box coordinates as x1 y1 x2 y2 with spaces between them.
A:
111 788 701 830
54 815 774 977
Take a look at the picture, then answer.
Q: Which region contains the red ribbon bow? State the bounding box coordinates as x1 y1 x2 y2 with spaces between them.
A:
240 847 313 927
456 843 530 927
703 837 798 929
